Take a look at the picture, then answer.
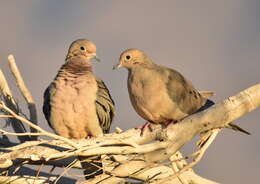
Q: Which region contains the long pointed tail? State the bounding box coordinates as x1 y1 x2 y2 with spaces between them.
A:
227 122 250 135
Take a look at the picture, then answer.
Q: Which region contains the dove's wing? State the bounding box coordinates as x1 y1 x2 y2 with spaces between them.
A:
165 68 207 115
95 78 115 133
43 85 53 129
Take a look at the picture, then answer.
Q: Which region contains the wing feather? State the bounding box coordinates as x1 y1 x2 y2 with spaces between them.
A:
43 85 53 129
95 78 115 133
165 68 207 114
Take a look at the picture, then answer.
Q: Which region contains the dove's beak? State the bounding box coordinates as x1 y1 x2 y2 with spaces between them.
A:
89 53 100 62
113 63 122 70
93 55 101 62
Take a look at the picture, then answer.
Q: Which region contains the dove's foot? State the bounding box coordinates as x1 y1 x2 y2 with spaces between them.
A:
139 122 153 136
85 135 97 139
164 119 178 127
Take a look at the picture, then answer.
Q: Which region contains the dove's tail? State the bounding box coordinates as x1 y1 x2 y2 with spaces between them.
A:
196 99 250 135
226 122 251 135
195 99 215 113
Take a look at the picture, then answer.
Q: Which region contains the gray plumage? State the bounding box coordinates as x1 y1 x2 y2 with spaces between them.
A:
43 39 115 138
115 48 249 134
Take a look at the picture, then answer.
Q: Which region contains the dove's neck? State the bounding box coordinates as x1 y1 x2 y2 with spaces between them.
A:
141 56 155 66
59 57 93 76
127 60 156 73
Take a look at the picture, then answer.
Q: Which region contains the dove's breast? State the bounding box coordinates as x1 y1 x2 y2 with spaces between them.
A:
127 68 186 124
49 72 101 138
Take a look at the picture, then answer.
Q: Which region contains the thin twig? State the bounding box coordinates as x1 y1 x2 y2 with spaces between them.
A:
0 115 15 118
0 101 79 149
170 154 189 184
34 163 44 184
54 159 79 184
0 129 44 136
55 159 80 181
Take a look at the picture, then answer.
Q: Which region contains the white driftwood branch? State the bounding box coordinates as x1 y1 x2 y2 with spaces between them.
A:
7 54 38 140
0 84 258 183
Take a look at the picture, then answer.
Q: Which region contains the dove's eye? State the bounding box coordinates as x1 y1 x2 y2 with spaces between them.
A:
80 46 86 51
125 55 131 60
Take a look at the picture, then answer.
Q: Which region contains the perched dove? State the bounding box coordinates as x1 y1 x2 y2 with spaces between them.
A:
114 48 249 134
43 39 115 138
43 39 115 179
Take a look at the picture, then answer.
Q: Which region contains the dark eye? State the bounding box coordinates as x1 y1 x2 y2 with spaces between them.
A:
125 55 131 60
80 46 86 51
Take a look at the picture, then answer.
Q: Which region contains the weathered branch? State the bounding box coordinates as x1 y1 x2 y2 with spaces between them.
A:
0 84 258 183
7 55 38 140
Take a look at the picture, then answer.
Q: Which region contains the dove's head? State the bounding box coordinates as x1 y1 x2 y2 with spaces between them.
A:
114 49 153 70
66 39 100 62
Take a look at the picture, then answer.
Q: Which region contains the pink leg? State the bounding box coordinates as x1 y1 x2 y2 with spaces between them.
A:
138 122 153 136
85 135 93 139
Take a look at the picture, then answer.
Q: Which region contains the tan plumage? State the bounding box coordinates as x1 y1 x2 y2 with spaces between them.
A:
115 48 249 134
43 39 115 138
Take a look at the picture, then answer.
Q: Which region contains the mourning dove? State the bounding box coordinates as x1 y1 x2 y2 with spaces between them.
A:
43 39 115 138
43 39 115 178
114 48 249 134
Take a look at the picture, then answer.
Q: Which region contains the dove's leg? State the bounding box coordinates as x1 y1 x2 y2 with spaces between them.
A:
138 122 153 136
164 119 178 127
139 119 178 136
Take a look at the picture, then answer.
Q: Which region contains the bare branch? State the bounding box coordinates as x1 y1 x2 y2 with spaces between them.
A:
7 54 38 140
0 128 43 136
0 84 258 183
